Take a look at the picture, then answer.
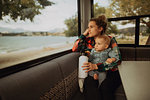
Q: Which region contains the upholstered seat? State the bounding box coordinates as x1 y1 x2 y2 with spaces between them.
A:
0 47 149 100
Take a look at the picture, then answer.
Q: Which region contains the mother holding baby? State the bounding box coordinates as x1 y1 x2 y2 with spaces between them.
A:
72 15 122 100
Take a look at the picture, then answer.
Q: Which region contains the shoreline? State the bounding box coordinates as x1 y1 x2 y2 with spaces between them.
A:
0 43 73 69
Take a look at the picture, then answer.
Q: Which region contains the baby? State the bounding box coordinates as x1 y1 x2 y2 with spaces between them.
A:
88 35 119 86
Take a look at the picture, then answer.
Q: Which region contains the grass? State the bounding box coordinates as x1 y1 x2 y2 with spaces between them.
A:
116 36 148 45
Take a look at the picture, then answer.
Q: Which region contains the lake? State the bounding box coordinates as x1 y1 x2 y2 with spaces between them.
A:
0 36 77 54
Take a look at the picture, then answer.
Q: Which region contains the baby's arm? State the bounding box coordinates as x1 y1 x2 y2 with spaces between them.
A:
106 58 116 64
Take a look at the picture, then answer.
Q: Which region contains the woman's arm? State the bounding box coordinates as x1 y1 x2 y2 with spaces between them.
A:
72 29 89 52
72 34 86 52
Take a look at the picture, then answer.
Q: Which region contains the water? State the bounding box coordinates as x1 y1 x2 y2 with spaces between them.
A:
0 36 77 54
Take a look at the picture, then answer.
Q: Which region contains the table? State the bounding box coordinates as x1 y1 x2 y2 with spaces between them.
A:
118 61 150 100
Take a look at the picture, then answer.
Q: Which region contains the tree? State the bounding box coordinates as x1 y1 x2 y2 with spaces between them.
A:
0 0 54 21
64 15 78 37
94 3 118 34
107 22 118 34
94 3 105 18
64 3 119 37
63 4 107 37
146 27 150 34
110 0 150 28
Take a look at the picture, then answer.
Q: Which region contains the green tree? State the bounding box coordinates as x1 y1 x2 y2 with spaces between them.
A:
64 15 78 37
146 27 150 34
0 0 54 21
64 3 119 37
94 3 118 34
94 3 105 18
107 22 118 34
110 0 150 28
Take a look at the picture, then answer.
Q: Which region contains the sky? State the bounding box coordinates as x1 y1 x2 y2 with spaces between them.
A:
0 0 77 32
94 0 110 7
0 0 131 32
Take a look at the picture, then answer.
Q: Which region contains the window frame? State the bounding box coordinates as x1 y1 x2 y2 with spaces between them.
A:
0 0 79 77
0 49 72 78
107 15 150 47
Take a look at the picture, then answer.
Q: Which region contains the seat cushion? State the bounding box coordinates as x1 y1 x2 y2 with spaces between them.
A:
71 90 84 100
115 85 127 100
136 47 150 61
0 61 65 100
52 52 80 100
119 47 136 61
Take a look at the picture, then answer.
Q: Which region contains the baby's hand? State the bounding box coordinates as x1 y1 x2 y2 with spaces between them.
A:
106 58 113 64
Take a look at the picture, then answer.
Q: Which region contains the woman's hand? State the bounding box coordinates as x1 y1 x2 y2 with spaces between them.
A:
82 62 98 72
83 29 89 36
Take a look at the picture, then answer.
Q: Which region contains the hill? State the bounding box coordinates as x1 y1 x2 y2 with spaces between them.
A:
0 26 64 33
119 26 147 34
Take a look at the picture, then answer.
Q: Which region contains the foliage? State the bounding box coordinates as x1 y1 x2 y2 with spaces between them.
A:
94 3 118 34
0 0 54 21
146 27 150 34
94 3 105 18
64 15 78 37
110 0 150 17
64 3 119 37
107 22 118 34
110 0 150 28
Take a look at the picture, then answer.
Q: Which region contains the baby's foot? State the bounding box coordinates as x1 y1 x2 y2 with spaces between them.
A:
93 74 98 80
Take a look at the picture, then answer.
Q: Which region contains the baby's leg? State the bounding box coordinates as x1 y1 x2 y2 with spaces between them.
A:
98 72 107 86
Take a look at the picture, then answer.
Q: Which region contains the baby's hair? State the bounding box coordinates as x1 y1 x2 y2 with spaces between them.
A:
96 35 110 46
90 15 107 35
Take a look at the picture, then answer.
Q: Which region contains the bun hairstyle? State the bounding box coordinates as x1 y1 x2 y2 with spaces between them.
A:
90 15 107 35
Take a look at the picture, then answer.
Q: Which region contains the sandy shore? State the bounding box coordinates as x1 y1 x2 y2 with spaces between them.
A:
0 43 73 69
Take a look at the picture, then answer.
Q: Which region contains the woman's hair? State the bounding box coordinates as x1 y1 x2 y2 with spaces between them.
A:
90 15 107 35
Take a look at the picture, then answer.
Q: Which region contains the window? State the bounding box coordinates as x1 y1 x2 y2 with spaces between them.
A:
0 0 78 69
93 0 150 46
107 20 135 45
94 0 150 18
139 17 150 45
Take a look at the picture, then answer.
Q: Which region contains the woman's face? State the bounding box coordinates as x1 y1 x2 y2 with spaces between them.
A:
88 21 102 38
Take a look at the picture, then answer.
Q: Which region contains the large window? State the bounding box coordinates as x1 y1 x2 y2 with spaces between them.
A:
94 0 150 46
94 0 150 18
0 0 78 69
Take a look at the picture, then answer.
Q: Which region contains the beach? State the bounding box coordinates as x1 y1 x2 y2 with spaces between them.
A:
0 43 73 69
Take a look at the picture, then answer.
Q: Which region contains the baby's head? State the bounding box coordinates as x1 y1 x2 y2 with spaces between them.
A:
94 35 110 52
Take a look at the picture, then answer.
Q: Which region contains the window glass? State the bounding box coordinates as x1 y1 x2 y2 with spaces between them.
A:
94 0 136 44
94 0 150 18
94 0 150 45
94 0 111 18
139 17 150 45
107 20 135 44
0 0 78 69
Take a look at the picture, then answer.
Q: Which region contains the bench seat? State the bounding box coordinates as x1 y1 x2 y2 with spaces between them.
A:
0 47 149 100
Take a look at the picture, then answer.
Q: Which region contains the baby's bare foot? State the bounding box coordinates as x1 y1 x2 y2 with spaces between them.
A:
94 74 98 80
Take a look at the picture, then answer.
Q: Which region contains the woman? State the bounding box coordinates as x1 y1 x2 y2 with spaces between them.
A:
72 15 122 100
